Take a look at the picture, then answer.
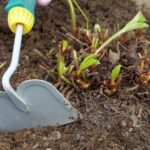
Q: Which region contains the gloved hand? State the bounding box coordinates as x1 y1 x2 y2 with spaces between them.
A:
38 0 52 6
7 0 52 6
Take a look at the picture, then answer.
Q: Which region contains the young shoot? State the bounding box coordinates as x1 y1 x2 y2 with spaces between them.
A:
104 64 122 94
77 54 100 76
67 0 76 31
72 50 79 66
140 72 150 85
138 53 150 85
61 40 68 52
56 54 71 84
95 11 149 54
111 64 122 84
72 0 89 30
94 24 101 33
91 37 99 51
67 0 89 31
101 28 109 42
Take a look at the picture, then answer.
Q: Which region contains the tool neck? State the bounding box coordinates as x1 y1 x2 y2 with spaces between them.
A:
2 24 28 112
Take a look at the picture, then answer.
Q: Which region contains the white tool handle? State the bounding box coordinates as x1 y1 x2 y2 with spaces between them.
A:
2 24 28 112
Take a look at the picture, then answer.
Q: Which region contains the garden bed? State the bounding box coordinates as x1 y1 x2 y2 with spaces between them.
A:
0 0 150 149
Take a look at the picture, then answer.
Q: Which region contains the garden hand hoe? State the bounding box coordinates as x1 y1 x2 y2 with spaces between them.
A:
0 0 82 132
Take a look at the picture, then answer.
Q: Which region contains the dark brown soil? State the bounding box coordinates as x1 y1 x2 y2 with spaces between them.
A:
0 0 150 150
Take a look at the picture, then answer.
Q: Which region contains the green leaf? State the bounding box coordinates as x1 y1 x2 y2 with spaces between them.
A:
81 53 97 64
56 53 62 64
62 40 68 52
120 11 149 34
73 50 78 62
58 61 66 76
79 54 100 73
67 0 76 31
67 65 74 73
127 11 147 25
56 54 71 84
72 0 89 30
92 37 99 49
122 23 148 34
96 11 149 54
56 54 66 76
60 75 72 84
111 64 122 83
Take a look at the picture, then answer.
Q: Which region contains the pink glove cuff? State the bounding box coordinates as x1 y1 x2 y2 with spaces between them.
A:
38 0 52 6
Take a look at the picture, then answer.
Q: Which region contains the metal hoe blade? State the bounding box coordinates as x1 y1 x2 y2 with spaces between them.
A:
0 24 82 132
0 80 82 131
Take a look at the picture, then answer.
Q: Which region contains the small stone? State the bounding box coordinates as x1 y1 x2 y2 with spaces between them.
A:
32 143 39 149
49 131 61 141
98 138 104 141
121 120 127 127
59 142 71 150
106 124 112 129
74 133 81 141
43 137 47 140
129 128 133 132
80 136 85 141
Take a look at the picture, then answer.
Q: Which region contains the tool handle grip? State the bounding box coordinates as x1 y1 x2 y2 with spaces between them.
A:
5 0 37 34
5 0 37 17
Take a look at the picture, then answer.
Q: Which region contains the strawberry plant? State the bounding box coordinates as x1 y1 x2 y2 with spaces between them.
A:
53 10 149 91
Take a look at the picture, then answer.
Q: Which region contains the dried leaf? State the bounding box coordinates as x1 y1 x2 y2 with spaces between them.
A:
108 50 120 65
0 61 7 69
76 79 91 89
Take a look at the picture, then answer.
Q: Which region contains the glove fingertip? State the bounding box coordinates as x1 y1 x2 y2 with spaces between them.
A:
38 0 52 6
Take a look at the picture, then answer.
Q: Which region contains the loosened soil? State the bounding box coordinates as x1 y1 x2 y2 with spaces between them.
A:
0 0 150 150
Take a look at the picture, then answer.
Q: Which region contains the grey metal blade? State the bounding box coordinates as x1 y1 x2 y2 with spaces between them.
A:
0 80 82 132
